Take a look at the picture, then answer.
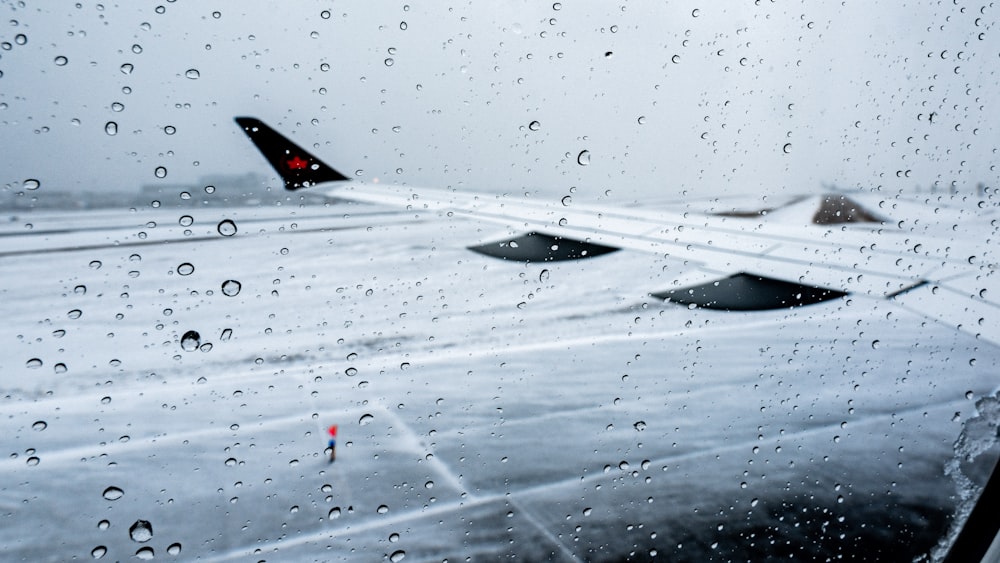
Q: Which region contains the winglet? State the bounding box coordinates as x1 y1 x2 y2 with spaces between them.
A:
234 117 350 190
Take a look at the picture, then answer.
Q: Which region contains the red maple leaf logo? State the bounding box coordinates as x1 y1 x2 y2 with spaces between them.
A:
285 155 308 170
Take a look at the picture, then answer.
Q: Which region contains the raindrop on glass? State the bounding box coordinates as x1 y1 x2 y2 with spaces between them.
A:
217 219 237 236
221 280 242 297
104 121 118 136
135 547 154 560
577 150 590 166
32 420 47 431
102 486 124 500
178 215 193 227
528 120 541 131
185 68 200 79
26 358 42 369
167 543 181 555
390 550 406 562
154 166 167 178
359 413 374 425
120 63 133 75
176 263 194 276
91 546 107 559
54 55 68 66
129 520 153 542
180 330 201 352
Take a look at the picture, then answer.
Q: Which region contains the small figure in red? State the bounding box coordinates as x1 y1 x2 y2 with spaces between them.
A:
327 425 338 463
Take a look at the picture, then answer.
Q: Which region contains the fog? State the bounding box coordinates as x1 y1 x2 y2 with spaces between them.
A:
1 1 997 202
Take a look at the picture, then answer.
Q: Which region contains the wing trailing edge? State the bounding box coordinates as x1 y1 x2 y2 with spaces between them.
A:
234 117 349 190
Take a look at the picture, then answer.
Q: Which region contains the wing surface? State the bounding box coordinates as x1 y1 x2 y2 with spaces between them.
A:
235 117 1000 347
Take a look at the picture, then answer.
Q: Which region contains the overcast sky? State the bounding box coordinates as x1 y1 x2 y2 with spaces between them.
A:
1 0 996 203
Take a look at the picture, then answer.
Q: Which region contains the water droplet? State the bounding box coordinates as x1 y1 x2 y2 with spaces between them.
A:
111 102 124 112
221 280 242 297
220 328 233 341
97 520 110 530
181 330 201 352
91 546 107 559
583 507 592 516
32 420 46 431
26 456 39 466
539 269 550 282
871 340 880 350
178 215 193 227
637 115 647 125
965 390 974 400
384 58 394 67
54 55 68 66
750 498 759 507
359 413 374 425
528 120 541 131
185 68 200 79
104 121 118 136
154 166 167 178
135 547 154 560
400 21 408 30
129 520 153 542
424 480 434 489
561 196 572 206
390 550 406 562
164 125 176 135
167 543 181 555
14 34 27 45
217 219 237 236
576 150 590 166
102 486 124 500
26 358 42 369
633 421 646 431
328 506 341 519
619 460 629 470
54 363 67 373
101 396 111 405
225 457 236 467
782 143 792 154
176 263 194 276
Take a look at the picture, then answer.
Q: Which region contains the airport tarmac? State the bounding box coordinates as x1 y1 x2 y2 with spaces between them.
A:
1 201 997 561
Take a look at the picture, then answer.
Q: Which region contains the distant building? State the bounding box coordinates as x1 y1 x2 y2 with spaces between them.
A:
1 172 336 211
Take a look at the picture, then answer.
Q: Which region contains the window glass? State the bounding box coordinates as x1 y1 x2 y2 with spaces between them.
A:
1 2 997 561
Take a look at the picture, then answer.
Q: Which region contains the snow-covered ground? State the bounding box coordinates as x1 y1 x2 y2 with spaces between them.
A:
0 200 997 561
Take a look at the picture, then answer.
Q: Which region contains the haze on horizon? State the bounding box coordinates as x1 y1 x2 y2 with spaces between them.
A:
0 1 996 204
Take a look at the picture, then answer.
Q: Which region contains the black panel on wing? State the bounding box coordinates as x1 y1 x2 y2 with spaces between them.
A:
468 232 619 262
652 273 847 311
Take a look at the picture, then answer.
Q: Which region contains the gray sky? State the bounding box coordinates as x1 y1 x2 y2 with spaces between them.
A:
1 0 996 203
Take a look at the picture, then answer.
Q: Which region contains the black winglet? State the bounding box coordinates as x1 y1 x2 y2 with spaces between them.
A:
234 117 350 190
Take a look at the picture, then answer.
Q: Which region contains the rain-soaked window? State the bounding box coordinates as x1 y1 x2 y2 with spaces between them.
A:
2 2 999 561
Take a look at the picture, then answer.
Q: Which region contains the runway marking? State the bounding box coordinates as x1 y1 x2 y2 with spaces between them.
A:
0 215 430 258
196 398 967 562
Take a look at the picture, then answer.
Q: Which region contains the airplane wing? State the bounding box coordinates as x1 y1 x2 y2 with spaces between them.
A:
235 117 1000 348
